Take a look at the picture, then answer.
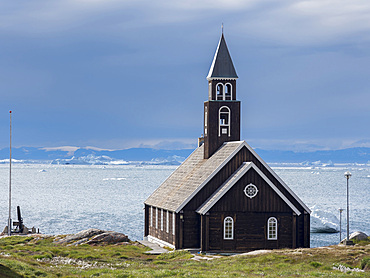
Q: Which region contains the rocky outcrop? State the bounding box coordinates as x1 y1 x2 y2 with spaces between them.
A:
340 231 368 244
349 231 368 241
86 232 129 245
55 229 130 245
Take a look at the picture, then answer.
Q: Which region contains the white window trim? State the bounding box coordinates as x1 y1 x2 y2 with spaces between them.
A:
172 213 175 235
223 216 234 240
268 217 278 240
218 106 231 137
208 82 212 99
161 209 163 231
150 206 152 227
166 210 169 233
225 83 232 100
155 207 158 229
216 83 224 100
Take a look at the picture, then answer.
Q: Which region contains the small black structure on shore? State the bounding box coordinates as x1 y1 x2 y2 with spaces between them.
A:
144 33 310 252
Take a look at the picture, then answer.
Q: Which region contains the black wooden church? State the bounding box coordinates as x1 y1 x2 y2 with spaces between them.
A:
144 34 310 252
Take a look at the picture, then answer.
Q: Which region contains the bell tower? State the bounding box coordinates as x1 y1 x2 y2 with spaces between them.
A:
203 33 240 159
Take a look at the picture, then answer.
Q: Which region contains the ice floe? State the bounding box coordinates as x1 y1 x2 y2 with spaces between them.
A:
310 205 339 233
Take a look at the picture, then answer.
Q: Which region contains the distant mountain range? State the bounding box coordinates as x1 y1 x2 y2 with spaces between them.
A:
0 146 369 165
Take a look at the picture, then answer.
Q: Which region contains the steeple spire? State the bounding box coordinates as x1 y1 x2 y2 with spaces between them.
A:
207 33 238 80
203 33 240 159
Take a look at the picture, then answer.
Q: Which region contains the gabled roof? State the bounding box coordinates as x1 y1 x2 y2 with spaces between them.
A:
196 162 301 215
144 141 244 212
145 141 311 215
207 34 238 80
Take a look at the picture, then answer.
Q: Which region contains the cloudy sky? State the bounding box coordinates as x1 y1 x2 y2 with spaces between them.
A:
1 0 370 151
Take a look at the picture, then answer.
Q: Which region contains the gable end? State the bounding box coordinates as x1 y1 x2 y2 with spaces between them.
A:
196 162 301 215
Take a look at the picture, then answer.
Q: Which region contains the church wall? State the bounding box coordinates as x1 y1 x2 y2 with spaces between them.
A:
180 147 249 248
204 167 295 251
146 206 176 247
243 147 307 215
210 168 292 213
207 211 294 251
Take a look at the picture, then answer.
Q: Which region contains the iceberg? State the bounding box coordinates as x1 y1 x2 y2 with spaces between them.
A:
310 205 339 233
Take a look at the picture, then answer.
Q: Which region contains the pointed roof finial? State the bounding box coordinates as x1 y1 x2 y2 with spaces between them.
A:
221 23 224 34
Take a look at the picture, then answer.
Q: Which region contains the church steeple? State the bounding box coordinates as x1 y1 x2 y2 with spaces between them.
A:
207 33 238 80
203 33 241 159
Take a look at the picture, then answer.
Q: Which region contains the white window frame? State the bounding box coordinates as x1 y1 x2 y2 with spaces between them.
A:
172 213 175 235
223 216 234 240
155 207 158 229
268 217 278 240
218 106 231 137
150 206 152 227
166 210 169 233
225 83 232 100
216 83 224 100
161 209 163 231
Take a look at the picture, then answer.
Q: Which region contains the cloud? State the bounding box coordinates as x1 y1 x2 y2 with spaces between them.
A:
1 1 369 151
234 0 370 45
2 0 370 46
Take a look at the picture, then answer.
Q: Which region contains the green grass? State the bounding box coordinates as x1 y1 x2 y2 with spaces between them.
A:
0 235 369 277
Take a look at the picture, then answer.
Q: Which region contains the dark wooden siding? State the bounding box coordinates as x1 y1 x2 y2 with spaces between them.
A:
181 147 248 248
210 168 292 213
147 145 309 250
243 147 307 214
208 212 293 251
147 207 176 246
144 204 149 237
204 101 240 159
205 168 295 251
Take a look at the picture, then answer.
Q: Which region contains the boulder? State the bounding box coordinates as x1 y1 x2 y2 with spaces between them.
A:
56 228 105 244
86 231 129 245
349 231 368 241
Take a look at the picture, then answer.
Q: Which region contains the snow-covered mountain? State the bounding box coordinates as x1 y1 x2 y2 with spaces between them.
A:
0 146 369 165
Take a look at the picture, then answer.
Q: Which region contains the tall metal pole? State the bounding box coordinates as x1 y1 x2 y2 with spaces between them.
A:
339 208 343 242
8 111 12 236
344 171 353 245
346 175 349 242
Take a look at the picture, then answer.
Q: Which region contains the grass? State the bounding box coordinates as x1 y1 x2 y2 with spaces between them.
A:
0 235 369 277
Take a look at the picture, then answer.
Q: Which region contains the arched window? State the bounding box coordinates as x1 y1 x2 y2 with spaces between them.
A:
219 106 231 136
225 83 232 100
216 83 224 100
224 216 234 240
268 217 278 240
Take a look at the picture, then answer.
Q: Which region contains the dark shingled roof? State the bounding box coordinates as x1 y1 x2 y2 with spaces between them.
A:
144 141 244 212
207 33 238 80
145 141 311 215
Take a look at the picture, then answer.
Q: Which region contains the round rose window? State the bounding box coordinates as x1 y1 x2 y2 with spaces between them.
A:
244 183 258 199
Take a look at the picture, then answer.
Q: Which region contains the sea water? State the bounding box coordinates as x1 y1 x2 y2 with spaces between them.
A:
0 164 369 248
